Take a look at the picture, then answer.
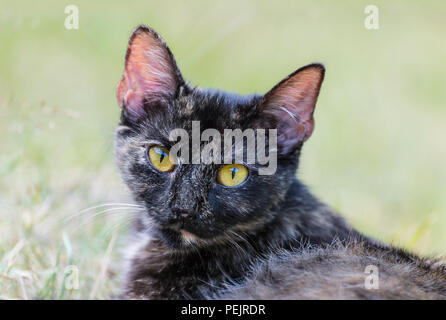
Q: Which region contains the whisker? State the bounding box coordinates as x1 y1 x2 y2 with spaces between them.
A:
68 207 145 233
101 213 138 239
63 203 143 223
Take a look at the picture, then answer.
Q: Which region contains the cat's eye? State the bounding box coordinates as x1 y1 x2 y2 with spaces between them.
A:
148 146 175 172
217 164 248 187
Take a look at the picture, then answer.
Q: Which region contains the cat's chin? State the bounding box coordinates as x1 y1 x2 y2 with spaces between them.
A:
156 226 204 249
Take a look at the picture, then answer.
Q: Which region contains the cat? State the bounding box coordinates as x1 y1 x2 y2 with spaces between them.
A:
113 25 446 299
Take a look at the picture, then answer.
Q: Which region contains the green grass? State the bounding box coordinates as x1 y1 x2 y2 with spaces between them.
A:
0 0 445 299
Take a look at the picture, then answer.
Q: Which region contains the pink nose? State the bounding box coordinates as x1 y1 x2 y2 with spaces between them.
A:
180 213 189 218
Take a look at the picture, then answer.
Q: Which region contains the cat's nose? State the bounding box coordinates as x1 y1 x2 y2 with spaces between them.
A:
172 208 193 220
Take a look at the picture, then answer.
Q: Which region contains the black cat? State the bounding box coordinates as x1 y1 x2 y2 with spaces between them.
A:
114 25 446 299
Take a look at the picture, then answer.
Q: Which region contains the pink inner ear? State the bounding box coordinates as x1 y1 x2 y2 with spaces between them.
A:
261 66 324 154
117 29 180 120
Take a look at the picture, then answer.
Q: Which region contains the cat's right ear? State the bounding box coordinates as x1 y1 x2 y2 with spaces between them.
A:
258 64 325 155
117 26 184 122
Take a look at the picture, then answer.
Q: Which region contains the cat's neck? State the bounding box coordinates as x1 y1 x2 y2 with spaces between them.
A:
122 179 360 299
273 180 359 244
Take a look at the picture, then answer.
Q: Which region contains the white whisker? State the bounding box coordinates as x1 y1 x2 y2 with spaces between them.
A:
63 202 143 223
67 207 145 233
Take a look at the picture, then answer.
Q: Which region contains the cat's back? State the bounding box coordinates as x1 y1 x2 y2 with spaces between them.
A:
217 240 446 300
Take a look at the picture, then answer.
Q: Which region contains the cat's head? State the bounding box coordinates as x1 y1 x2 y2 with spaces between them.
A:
114 26 324 249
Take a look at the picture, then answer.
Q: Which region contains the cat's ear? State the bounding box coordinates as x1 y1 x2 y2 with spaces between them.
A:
259 63 325 155
117 25 184 122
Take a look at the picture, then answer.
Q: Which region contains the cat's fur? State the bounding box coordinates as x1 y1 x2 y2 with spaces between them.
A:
114 25 446 299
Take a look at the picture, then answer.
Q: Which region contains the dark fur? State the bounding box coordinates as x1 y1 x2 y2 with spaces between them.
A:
219 240 446 300
114 25 446 299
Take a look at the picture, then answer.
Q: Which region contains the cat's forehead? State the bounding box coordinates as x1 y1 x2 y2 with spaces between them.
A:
174 88 260 129
136 88 261 145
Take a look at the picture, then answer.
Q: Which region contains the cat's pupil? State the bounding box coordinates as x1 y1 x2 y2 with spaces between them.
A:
156 148 167 163
231 167 238 180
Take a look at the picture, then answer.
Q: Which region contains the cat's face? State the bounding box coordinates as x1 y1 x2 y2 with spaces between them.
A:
114 26 324 249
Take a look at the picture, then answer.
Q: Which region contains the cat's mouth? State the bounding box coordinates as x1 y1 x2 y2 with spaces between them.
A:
179 229 199 243
157 221 204 247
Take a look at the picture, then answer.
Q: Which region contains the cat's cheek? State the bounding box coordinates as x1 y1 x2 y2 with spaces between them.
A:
236 176 284 214
207 192 229 220
207 184 254 226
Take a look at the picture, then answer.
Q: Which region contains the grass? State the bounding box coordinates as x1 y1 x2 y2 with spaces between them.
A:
0 0 445 299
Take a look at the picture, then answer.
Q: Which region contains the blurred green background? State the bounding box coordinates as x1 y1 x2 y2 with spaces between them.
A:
0 0 445 299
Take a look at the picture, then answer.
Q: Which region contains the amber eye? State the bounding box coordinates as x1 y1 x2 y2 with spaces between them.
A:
217 164 248 187
148 146 175 172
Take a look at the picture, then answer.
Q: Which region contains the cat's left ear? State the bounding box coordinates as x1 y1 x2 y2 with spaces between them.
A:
117 25 184 122
259 63 325 155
